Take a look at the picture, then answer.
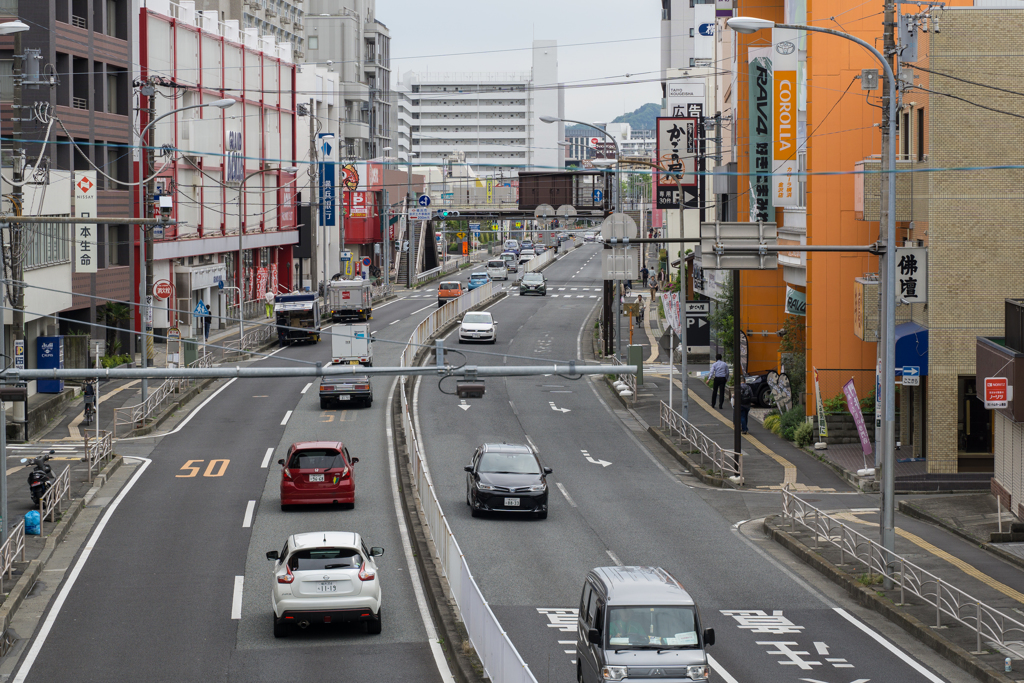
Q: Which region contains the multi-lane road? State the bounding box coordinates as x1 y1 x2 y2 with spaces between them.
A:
6 244 965 682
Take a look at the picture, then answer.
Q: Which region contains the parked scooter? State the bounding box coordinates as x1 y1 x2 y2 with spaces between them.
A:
21 451 54 506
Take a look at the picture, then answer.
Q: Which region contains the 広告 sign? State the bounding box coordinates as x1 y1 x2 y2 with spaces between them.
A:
656 117 698 209
896 246 927 303
785 286 806 316
666 79 705 118
318 133 336 227
772 28 799 207
74 171 97 273
748 51 773 222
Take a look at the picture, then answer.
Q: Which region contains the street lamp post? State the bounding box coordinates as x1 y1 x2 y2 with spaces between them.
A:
727 16 899 565
540 116 623 358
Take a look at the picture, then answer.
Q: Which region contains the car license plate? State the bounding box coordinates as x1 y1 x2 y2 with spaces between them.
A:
316 581 337 592
338 395 350 401
504 497 520 506
309 474 325 482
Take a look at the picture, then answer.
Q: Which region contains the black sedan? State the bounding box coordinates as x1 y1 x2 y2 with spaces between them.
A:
465 443 551 519
319 375 373 408
519 272 547 296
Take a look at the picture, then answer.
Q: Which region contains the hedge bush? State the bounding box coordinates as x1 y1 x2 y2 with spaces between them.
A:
794 422 814 447
763 414 781 433
779 406 805 441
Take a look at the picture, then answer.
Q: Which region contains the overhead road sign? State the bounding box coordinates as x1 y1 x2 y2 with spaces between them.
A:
699 221 778 270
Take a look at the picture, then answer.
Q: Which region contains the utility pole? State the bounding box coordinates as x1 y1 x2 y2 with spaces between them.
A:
308 102 318 294
879 0 898 582
9 31 27 440
139 90 157 403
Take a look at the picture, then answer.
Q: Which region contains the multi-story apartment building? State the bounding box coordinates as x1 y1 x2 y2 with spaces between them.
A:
194 0 306 61
396 40 564 176
137 0 299 341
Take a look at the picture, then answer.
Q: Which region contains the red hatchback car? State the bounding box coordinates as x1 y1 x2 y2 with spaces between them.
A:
279 441 358 510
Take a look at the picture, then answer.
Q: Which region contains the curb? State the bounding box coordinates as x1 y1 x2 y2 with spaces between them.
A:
898 500 1024 573
763 515 1017 683
647 425 737 489
0 454 124 634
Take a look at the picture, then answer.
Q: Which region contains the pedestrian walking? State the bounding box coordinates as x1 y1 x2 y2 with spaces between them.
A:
640 266 649 284
648 275 658 298
710 353 729 409
739 381 753 434
635 295 645 326
264 290 274 319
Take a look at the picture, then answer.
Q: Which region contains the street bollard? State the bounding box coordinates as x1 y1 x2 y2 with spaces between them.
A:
899 558 905 605
976 603 982 653
936 579 943 627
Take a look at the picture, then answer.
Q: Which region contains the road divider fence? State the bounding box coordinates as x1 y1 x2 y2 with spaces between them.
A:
114 353 214 436
659 400 742 479
398 281 536 683
781 489 1024 656
38 465 71 535
82 430 114 483
0 520 25 593
523 248 554 274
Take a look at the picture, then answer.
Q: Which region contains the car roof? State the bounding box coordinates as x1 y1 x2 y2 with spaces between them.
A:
290 441 344 450
481 442 533 454
290 531 361 551
590 566 694 606
440 281 460 287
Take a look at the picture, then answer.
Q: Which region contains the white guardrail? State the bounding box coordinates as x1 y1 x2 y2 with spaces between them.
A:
38 465 72 535
781 489 1024 656
83 430 114 483
114 353 214 436
659 400 742 479
0 521 25 592
399 281 537 683
413 255 469 287
523 248 554 274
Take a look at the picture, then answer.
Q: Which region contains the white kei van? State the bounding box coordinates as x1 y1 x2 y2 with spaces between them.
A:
486 259 508 281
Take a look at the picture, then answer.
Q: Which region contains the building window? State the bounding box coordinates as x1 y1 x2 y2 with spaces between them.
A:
901 111 910 159
24 217 72 270
916 107 925 161
0 59 12 101
308 35 318 49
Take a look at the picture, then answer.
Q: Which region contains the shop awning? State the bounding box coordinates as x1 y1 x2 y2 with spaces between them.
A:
895 321 928 376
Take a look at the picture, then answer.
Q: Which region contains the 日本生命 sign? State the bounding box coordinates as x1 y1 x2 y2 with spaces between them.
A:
74 171 97 273
896 246 927 303
984 377 1010 409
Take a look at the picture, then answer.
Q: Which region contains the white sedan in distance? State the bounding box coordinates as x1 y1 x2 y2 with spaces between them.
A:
267 531 384 637
458 311 497 344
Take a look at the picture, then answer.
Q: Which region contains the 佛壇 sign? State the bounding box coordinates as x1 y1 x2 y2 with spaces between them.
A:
896 246 927 303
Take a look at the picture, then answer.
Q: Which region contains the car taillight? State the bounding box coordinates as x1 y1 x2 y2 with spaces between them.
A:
278 566 294 584
334 467 350 480
354 384 369 390
283 468 292 480
321 385 334 392
358 563 375 581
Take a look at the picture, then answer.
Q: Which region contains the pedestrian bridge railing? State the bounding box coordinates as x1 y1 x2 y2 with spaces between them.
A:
659 400 742 479
781 489 1024 657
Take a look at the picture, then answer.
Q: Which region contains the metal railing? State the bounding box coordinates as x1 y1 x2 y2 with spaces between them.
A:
0 520 25 593
225 322 275 354
227 298 265 322
412 255 469 287
371 282 393 301
611 356 636 402
38 466 72 535
398 281 534 682
83 430 114 483
113 354 213 436
659 400 742 479
781 490 1024 657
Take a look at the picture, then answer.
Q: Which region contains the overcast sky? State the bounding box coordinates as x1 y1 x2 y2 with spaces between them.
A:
383 0 662 124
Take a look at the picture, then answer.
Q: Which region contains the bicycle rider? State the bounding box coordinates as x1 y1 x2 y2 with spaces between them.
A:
83 379 96 423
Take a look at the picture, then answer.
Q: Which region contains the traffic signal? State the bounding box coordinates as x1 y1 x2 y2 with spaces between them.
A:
437 209 461 219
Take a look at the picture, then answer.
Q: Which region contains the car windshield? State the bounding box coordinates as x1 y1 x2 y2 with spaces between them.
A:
523 274 543 283
288 547 362 571
478 451 541 474
288 449 345 469
606 606 699 650
463 313 492 324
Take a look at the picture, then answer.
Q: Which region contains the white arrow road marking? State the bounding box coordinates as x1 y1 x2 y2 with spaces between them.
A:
549 402 571 413
458 400 471 411
814 642 830 655
581 449 611 467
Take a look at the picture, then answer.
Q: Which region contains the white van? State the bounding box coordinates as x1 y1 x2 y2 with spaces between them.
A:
503 239 520 254
486 259 508 281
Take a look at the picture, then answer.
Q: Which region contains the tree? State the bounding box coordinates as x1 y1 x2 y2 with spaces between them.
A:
708 273 735 363
778 314 807 405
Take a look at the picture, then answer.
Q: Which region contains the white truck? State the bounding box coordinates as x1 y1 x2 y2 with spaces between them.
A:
326 279 373 322
331 322 373 367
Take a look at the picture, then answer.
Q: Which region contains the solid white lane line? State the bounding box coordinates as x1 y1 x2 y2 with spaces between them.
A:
117 378 238 440
261 448 274 468
556 482 577 508
231 576 244 619
832 608 945 682
11 456 153 683
707 655 739 683
242 500 255 528
525 435 538 452
301 383 312 394
606 549 623 566
281 411 292 426
384 377 456 683
389 319 401 325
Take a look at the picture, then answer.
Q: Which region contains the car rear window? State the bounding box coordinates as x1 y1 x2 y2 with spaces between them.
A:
288 547 363 571
488 260 505 268
440 281 460 290
288 449 345 469
471 273 487 280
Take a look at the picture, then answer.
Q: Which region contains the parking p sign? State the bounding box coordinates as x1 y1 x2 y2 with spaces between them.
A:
984 377 1010 409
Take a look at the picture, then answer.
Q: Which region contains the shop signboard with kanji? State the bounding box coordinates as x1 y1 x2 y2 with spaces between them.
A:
895 246 927 303
655 116 698 209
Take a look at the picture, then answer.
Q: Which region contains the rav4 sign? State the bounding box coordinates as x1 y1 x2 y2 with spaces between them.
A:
984 377 1010 409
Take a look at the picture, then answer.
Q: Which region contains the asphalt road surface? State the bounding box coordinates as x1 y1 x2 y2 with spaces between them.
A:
414 245 956 683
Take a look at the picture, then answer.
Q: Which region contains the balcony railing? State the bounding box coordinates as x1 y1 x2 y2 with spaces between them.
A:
71 14 87 28
72 97 88 110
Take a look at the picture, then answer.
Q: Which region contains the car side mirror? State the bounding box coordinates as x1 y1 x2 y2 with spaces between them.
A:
277 459 284 466
266 551 279 561
351 457 359 464
370 547 384 557
464 465 474 473
588 627 600 644
703 628 715 647
543 467 553 474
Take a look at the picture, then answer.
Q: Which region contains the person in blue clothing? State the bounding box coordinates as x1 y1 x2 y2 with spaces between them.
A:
739 381 753 434
710 353 729 409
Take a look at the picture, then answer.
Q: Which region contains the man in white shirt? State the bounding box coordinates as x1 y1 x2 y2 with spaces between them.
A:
710 353 729 409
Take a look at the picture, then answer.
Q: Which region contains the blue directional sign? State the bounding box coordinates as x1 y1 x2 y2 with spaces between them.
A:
593 189 604 202
901 366 920 386
193 300 210 317
418 195 431 207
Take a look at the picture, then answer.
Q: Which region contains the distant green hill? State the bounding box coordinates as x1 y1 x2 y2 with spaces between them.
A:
612 103 660 131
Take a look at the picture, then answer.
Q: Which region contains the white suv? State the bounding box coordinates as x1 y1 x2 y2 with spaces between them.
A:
267 531 384 637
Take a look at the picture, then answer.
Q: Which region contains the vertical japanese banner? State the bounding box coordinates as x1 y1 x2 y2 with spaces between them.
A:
74 172 97 273
895 246 927 303
748 51 773 222
843 378 873 456
318 133 336 228
772 29 799 207
655 117 698 209
814 367 828 439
